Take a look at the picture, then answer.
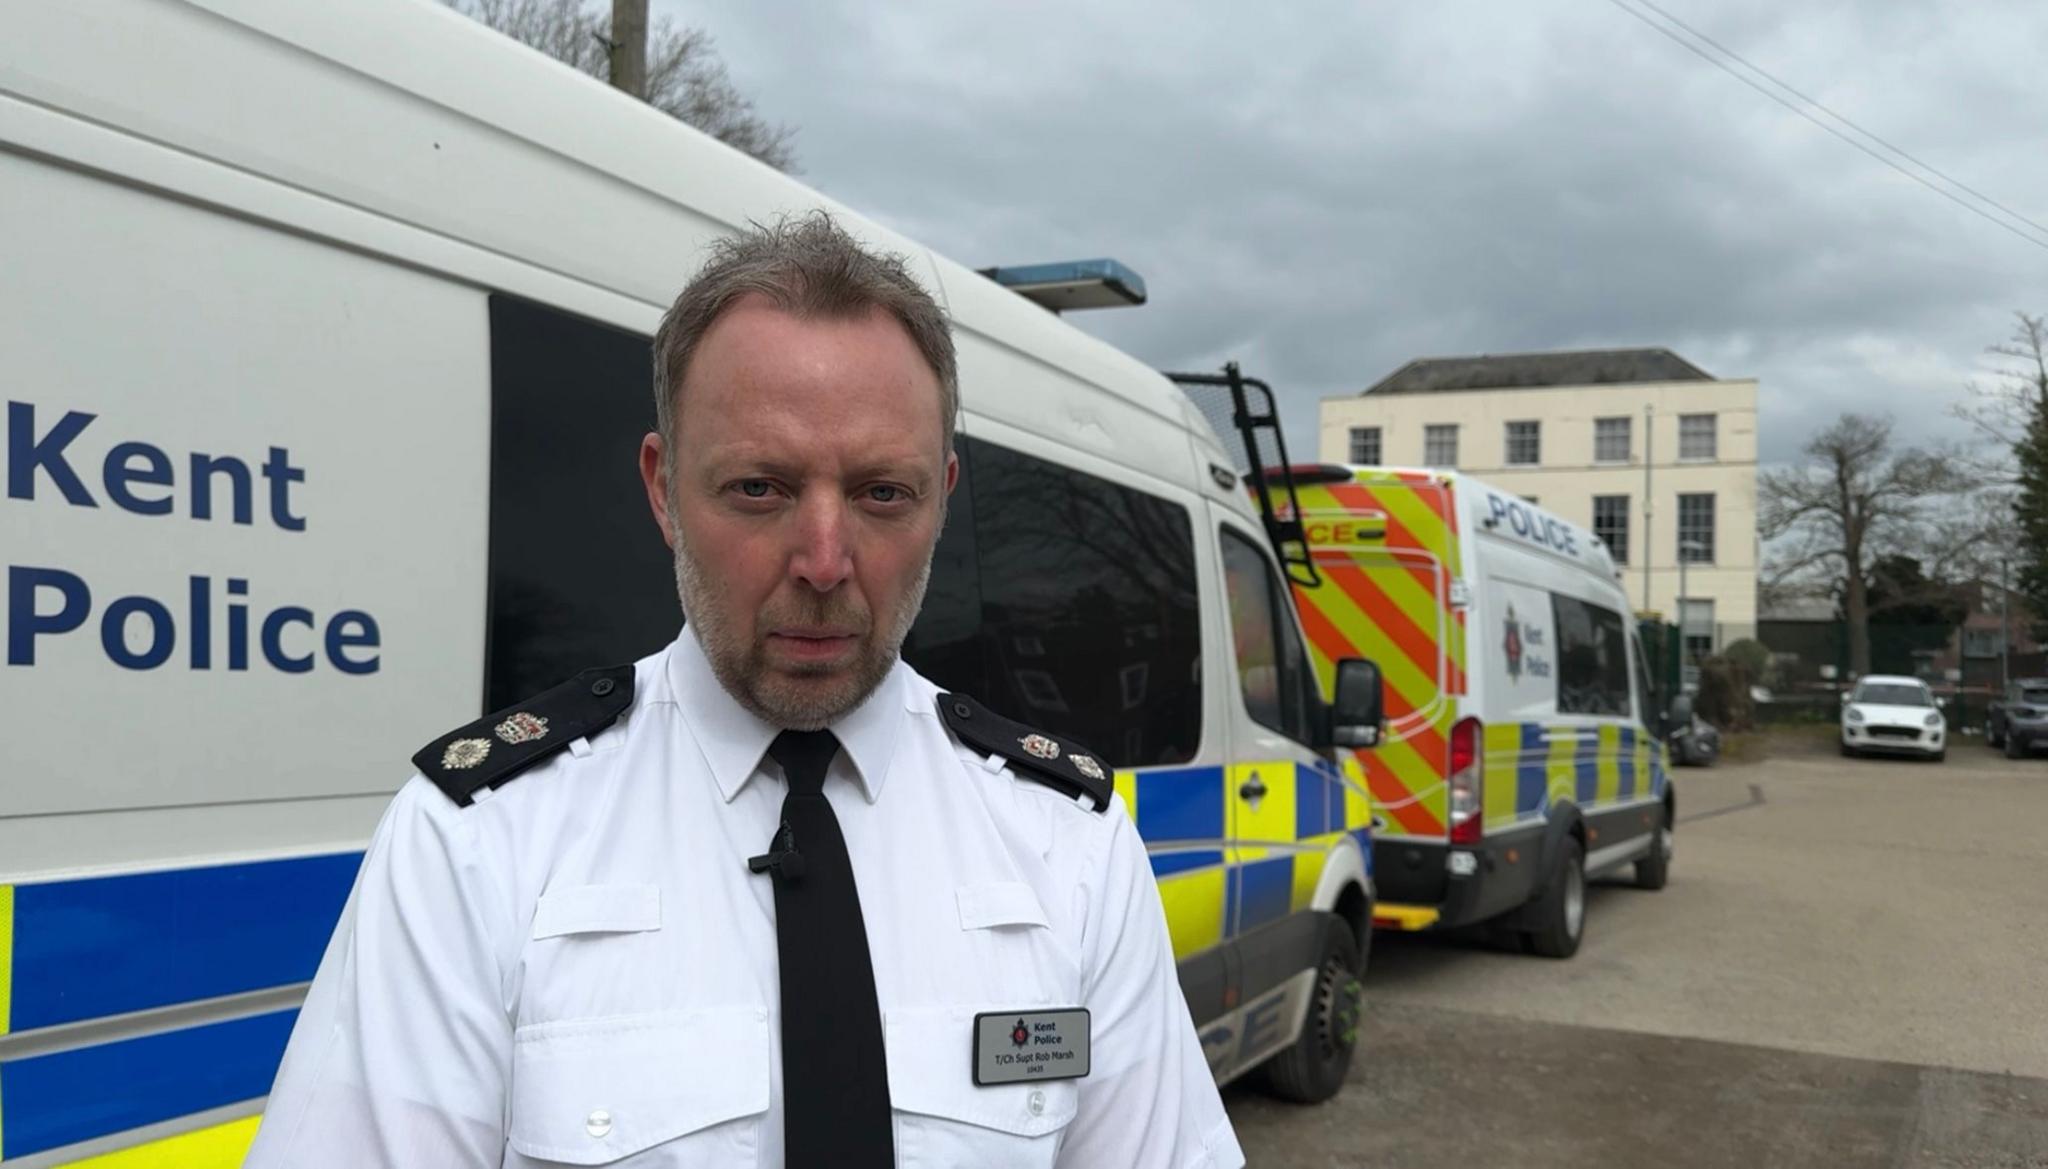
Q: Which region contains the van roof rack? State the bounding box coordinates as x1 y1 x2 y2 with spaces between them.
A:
1165 362 1322 588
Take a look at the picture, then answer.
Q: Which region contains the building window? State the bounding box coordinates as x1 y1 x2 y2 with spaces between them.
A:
1505 420 1541 466
1678 492 1715 563
1593 494 1630 564
1349 426 1382 465
1962 629 2004 659
1679 598 1715 663
1679 413 1717 460
1424 424 1458 467
1594 416 1631 463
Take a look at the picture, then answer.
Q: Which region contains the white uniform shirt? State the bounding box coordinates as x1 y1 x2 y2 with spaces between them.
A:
248 630 1245 1169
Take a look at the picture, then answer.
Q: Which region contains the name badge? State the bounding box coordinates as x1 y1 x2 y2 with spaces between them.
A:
973 1008 1091 1085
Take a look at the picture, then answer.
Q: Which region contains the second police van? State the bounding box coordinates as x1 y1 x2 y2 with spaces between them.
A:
0 0 1387 1162
1269 465 1675 958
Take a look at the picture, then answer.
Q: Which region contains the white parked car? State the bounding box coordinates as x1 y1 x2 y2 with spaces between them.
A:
1840 675 1947 762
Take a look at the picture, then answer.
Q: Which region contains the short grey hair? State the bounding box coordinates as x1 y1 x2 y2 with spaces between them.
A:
651 211 959 466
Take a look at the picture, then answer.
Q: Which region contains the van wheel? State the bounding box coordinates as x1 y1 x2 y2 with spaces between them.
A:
1987 724 2004 749
1260 925 1362 1104
1522 838 1586 959
2006 735 2027 761
1635 806 1672 891
1839 740 1857 758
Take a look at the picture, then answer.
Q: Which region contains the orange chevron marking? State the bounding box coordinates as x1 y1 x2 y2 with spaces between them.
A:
1327 484 1447 598
1358 747 1446 836
1319 560 1439 686
1296 583 1451 762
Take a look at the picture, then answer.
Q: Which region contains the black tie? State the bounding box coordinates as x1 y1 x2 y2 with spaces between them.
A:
755 730 893 1167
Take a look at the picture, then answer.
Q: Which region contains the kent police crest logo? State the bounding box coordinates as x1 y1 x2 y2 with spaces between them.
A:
1011 1019 1030 1048
1504 604 1524 682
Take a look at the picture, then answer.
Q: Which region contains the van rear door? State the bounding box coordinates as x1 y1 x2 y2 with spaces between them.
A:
1286 471 1463 845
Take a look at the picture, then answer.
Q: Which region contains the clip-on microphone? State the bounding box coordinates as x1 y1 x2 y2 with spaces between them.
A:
748 820 805 883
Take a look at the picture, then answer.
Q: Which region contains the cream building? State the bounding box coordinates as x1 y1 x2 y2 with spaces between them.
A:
1318 348 1758 656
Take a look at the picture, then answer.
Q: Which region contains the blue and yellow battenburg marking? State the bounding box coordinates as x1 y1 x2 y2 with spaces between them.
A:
48 1115 261 1168
1115 759 1375 962
0 856 357 1164
1480 721 1666 833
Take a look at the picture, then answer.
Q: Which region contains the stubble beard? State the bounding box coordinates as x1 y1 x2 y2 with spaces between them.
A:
671 517 935 731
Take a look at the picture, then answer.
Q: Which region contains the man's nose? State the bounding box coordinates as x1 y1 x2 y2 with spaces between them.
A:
788 490 854 592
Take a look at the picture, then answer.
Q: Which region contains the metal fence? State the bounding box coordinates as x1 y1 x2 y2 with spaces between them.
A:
1741 620 2041 731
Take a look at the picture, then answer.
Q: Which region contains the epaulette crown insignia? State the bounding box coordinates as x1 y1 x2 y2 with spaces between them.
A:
937 693 1114 813
415 665 635 806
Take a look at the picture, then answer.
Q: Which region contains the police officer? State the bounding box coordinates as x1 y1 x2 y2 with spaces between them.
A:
248 213 1245 1169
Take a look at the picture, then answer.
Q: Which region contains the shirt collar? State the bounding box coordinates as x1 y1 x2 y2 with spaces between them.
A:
667 627 907 804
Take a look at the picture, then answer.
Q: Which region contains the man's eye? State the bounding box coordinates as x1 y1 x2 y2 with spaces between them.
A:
868 485 905 503
738 481 773 499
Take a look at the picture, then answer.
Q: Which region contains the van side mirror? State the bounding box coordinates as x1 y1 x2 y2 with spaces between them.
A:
1665 694 1694 739
1330 658 1385 748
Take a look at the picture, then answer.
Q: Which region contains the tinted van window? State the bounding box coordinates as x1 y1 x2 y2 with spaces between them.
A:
1221 529 1317 745
485 295 677 710
904 436 1203 767
1552 593 1631 717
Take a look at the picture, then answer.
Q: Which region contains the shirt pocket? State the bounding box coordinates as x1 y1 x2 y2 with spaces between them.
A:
955 881 1050 931
531 884 662 939
886 1004 1078 1169
505 1007 769 1167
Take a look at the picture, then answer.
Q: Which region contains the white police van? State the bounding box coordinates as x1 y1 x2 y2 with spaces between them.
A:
0 2 1387 1162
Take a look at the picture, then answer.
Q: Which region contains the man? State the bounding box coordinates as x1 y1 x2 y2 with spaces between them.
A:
248 213 1245 1169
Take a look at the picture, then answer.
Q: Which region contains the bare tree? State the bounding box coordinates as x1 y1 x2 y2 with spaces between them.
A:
1951 310 2048 481
445 0 798 172
1759 414 1968 676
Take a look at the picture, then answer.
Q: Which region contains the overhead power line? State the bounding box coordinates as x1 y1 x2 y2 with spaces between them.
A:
1627 0 2048 244
1601 0 2048 253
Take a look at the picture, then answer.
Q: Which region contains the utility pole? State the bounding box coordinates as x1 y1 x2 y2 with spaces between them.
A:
1643 403 1654 614
609 0 648 99
2002 557 2012 690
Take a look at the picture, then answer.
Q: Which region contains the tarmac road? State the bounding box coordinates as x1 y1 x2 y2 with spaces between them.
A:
1228 730 2048 1167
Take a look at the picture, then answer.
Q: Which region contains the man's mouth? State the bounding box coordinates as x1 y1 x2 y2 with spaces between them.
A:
767 629 861 661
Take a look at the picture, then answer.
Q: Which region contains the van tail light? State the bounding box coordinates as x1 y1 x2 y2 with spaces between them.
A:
1448 717 1483 846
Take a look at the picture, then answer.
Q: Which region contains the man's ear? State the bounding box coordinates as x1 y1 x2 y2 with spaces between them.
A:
943 449 960 496
639 432 678 549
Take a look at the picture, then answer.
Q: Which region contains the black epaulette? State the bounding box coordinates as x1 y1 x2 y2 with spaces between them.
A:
937 692 1114 814
414 666 636 807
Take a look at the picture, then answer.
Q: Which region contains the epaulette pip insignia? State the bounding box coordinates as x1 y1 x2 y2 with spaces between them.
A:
937 693 1114 814
414 665 635 807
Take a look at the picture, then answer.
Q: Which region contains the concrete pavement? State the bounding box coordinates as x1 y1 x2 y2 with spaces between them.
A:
1229 731 2048 1166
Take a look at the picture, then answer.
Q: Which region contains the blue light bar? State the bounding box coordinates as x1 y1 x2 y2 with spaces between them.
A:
978 258 1148 311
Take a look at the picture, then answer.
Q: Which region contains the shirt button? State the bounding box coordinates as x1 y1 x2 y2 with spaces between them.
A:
1027 1089 1046 1116
586 1109 613 1138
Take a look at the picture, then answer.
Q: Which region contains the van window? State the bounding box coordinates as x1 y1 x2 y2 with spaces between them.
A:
1551 594 1632 717
1221 528 1316 745
904 436 1203 768
485 295 678 710
1630 629 1656 725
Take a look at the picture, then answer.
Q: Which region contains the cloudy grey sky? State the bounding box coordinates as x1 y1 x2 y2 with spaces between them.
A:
662 0 2044 468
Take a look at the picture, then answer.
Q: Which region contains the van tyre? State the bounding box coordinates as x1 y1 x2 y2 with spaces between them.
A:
1260 924 1363 1104
2007 735 2027 761
1523 837 1586 959
1634 806 1672 891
